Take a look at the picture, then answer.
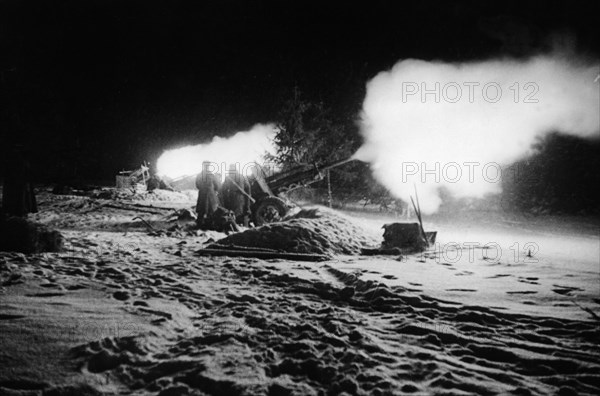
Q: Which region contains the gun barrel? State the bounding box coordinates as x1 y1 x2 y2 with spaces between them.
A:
262 157 357 196
320 157 356 172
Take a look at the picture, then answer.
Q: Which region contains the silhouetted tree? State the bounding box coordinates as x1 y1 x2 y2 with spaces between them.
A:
270 88 399 208
270 88 356 168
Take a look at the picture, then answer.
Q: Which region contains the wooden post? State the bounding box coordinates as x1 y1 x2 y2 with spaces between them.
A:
327 169 332 208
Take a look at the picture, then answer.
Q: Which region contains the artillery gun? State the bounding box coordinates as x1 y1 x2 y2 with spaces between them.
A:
115 162 150 192
248 157 355 225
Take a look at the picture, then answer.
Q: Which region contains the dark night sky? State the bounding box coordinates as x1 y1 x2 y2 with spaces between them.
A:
1 0 598 180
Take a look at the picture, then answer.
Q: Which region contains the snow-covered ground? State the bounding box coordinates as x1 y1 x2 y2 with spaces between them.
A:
341 210 600 322
1 190 599 395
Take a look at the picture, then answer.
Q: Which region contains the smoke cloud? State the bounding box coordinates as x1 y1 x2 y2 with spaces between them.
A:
157 123 277 179
357 54 599 213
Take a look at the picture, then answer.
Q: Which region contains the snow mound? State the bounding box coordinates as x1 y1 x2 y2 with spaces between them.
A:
217 206 377 255
0 217 64 253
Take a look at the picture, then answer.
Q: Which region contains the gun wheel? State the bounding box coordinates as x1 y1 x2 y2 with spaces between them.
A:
254 197 288 226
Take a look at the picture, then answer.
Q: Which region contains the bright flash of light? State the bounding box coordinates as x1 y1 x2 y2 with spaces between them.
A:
358 53 599 214
156 124 277 179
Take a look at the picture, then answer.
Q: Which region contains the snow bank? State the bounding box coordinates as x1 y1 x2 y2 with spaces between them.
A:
217 207 378 255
